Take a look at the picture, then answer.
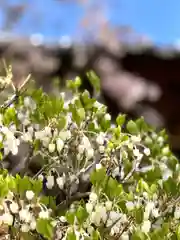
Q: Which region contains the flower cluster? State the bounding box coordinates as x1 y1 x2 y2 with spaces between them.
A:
0 71 179 239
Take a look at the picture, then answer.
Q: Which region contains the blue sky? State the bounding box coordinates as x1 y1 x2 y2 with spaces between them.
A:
1 0 180 45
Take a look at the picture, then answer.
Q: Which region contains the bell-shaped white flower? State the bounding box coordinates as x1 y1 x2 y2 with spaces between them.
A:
46 175 55 189
39 210 49 219
141 220 151 233
56 176 65 190
9 201 19 213
0 212 13 225
26 190 34 201
48 143 56 153
56 138 64 153
21 223 30 232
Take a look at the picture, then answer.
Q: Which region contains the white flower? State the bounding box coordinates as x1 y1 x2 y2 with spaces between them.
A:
174 206 180 219
30 219 36 230
56 138 64 153
87 226 94 234
56 177 65 190
86 148 94 160
94 101 103 109
109 211 122 222
24 96 32 107
162 146 170 155
157 136 164 143
22 132 32 142
104 113 111 121
3 133 19 156
162 169 173 181
0 212 13 225
96 133 105 145
144 201 155 220
152 208 159 218
95 205 107 223
89 192 98 203
82 135 91 146
48 143 56 153
46 175 55 189
96 163 102 170
121 233 129 240
69 174 78 184
9 202 19 213
59 130 71 141
99 145 105 153
9 124 16 133
27 126 34 135
126 201 135 211
26 190 34 201
143 192 149 199
110 225 120 235
39 210 49 219
141 220 151 233
78 145 84 154
21 223 30 232
105 201 112 211
59 216 67 223
19 209 32 223
144 148 151 156
42 137 50 148
44 126 52 137
91 211 101 226
131 135 141 143
86 203 93 214
24 96 36 110
133 148 140 157
6 191 14 200
38 174 44 181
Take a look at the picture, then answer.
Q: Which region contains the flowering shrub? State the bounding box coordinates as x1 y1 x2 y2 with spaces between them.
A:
0 69 179 239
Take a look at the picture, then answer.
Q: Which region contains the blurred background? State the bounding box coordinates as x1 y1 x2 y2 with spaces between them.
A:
0 0 180 45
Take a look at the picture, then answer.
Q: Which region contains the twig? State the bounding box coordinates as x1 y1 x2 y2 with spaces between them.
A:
56 192 90 212
121 156 142 183
0 74 31 110
115 217 133 239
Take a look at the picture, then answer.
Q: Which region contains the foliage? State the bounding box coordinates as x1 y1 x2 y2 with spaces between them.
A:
0 69 179 240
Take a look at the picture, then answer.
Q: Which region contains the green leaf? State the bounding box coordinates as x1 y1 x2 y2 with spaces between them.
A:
74 76 82 87
136 179 150 194
67 230 77 240
135 117 149 133
91 230 100 240
116 114 126 126
77 107 86 121
176 225 180 240
3 107 17 125
132 207 144 224
145 167 162 183
105 177 123 199
16 175 32 196
80 90 96 109
36 218 53 240
0 181 9 197
40 196 57 211
76 206 88 225
31 179 43 195
90 168 107 189
57 115 67 130
66 211 75 225
100 117 111 132
163 177 178 196
126 120 139 134
87 71 100 94
131 231 146 240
